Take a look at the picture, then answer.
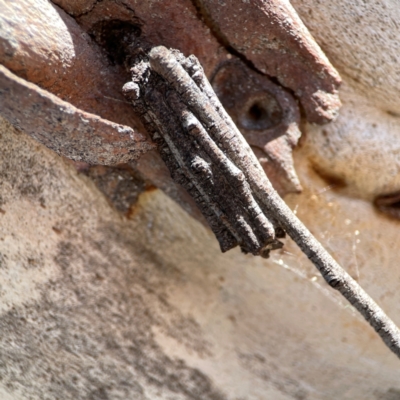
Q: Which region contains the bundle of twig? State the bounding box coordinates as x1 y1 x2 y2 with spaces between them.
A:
123 46 400 359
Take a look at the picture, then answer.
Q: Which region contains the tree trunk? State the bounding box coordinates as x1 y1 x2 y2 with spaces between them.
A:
0 0 400 399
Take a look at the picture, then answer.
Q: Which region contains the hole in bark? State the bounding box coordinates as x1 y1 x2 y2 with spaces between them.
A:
374 192 400 220
89 20 141 65
248 103 265 121
240 95 283 130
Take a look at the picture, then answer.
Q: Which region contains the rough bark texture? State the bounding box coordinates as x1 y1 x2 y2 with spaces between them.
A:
211 59 302 196
123 45 400 358
0 65 154 165
1 115 400 400
0 0 310 202
1 0 400 398
123 47 283 256
194 0 342 124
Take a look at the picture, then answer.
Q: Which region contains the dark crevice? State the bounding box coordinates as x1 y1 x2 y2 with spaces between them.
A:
81 165 149 216
118 0 141 16
311 164 347 190
88 19 142 67
374 192 400 220
387 110 400 118
240 96 283 131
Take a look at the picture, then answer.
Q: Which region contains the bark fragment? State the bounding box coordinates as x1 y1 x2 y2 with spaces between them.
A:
0 65 153 165
195 0 342 124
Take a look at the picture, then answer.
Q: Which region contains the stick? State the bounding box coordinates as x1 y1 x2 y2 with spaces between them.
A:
123 46 400 358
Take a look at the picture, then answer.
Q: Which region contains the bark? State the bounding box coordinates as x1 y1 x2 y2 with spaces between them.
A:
124 45 400 358
0 65 153 165
1 0 400 398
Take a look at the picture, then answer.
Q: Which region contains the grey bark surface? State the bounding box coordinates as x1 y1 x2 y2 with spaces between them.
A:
123 48 282 256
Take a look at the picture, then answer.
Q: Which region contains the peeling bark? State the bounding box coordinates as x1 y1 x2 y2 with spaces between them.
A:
0 65 154 165
194 0 342 124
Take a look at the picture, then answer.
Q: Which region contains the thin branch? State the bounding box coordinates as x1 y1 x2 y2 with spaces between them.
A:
123 46 400 359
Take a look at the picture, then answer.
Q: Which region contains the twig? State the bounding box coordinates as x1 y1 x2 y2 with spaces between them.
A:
123 46 400 358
